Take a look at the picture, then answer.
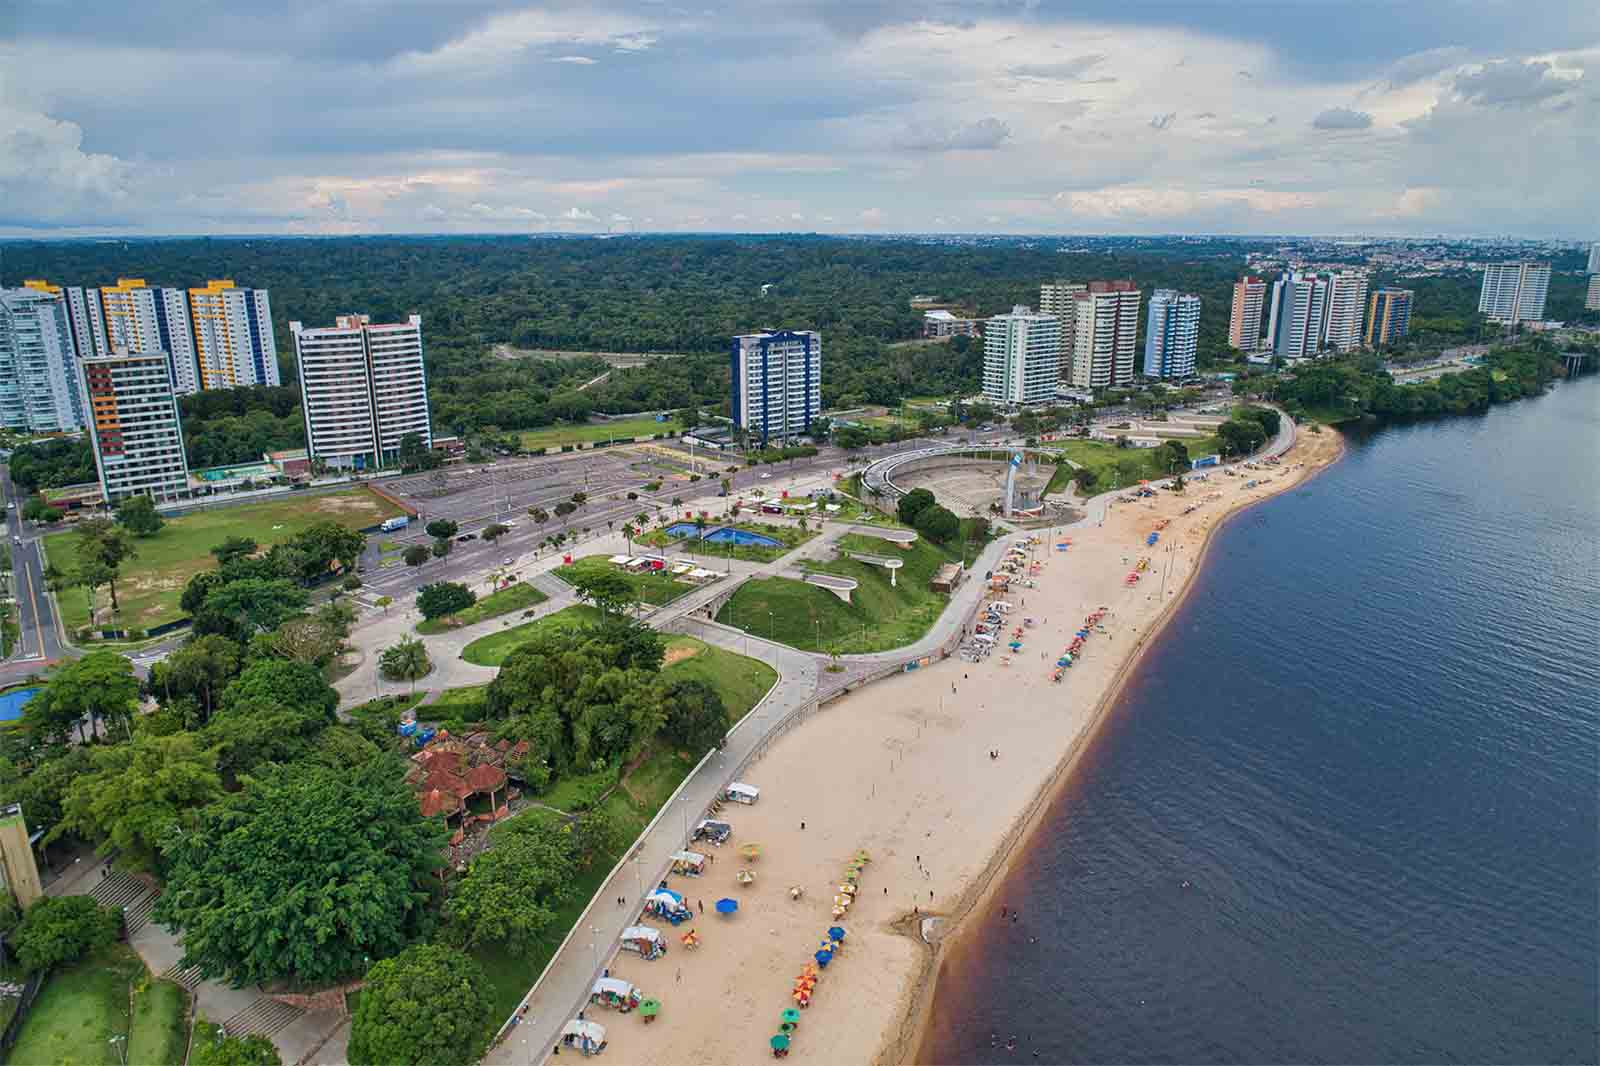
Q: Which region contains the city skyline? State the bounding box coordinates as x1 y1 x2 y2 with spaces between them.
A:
2 1 1594 239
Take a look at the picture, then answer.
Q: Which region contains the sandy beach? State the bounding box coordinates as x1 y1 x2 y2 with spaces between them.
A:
583 427 1345 1066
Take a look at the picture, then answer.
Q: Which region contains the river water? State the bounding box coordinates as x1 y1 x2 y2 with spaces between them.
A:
922 377 1599 1064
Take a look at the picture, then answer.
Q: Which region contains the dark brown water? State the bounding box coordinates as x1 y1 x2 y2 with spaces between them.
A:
922 377 1600 1065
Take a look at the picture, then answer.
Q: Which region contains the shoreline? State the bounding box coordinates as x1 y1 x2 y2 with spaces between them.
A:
590 424 1346 1066
894 427 1349 1066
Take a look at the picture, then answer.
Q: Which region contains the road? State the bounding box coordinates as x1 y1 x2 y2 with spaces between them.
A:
0 465 64 673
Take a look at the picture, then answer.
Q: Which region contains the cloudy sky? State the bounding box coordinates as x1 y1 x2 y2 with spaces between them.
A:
2 1 1595 237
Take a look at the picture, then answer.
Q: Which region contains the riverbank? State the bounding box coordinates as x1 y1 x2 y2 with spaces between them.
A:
587 427 1344 1066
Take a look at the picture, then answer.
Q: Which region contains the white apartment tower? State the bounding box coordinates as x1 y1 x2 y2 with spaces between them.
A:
27 277 279 394
1040 281 1086 378
1228 276 1267 351
730 330 822 445
77 351 190 503
1585 275 1600 312
1068 281 1142 390
1478 262 1551 323
0 283 86 433
292 314 431 471
982 307 1060 406
1588 243 1599 276
1269 272 1330 361
1321 271 1371 353
1143 290 1201 380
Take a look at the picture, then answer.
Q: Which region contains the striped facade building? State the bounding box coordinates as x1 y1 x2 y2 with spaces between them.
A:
291 314 431 471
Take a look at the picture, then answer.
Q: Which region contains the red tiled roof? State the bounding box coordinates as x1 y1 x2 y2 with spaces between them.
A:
495 738 512 753
418 789 462 819
464 764 507 794
422 769 472 799
416 749 464 774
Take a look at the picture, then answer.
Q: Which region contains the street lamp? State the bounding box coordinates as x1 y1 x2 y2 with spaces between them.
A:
109 1035 127 1066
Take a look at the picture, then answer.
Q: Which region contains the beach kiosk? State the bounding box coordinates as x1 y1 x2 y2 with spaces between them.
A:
693 819 732 846
670 851 708 877
560 1020 608 1056
725 782 761 805
644 889 693 924
590 977 642 1013
619 926 666 960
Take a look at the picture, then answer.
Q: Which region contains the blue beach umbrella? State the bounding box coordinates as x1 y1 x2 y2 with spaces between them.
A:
828 926 846 941
814 949 833 967
715 898 739 915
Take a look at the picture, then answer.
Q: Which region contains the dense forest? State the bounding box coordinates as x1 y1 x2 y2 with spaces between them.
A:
5 236 1592 454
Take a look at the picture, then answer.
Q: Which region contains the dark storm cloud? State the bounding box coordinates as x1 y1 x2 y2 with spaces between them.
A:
1311 107 1373 130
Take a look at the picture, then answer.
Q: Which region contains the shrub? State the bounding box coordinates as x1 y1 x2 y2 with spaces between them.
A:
342 575 363 591
12 895 120 973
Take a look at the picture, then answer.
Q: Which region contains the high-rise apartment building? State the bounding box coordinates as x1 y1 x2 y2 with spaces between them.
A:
1585 275 1600 312
1588 243 1599 276
26 277 279 394
1228 276 1267 351
1478 262 1551 323
1321 271 1370 353
188 280 279 389
982 307 1060 406
1268 272 1330 361
0 283 87 433
292 314 431 471
1143 290 1201 380
1365 289 1415 348
77 350 190 503
1067 281 1141 390
729 330 822 445
1040 281 1086 378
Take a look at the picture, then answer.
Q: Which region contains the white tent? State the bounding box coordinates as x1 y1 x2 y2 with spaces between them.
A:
725 782 761 804
622 925 662 943
561 1020 607 1047
592 977 636 999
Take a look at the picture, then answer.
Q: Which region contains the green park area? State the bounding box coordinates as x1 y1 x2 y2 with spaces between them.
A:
415 581 547 635
7 943 187 1066
459 605 604 666
553 554 692 607
1043 436 1221 495
453 632 775 1022
717 526 983 653
518 416 683 451
43 487 405 632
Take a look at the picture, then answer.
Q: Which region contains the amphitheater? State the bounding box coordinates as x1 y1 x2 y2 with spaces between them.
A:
862 446 1073 524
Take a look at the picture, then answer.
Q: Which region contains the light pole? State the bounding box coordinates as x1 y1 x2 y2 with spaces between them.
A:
633 852 643 903
109 1035 127 1066
680 795 690 845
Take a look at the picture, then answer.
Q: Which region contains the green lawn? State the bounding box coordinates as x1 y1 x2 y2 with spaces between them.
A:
415 581 548 634
44 487 405 633
660 635 776 718
1044 437 1222 493
426 684 490 723
553 554 691 607
459 605 604 666
8 943 186 1066
129 979 188 1066
518 417 683 451
639 518 816 564
717 527 986 654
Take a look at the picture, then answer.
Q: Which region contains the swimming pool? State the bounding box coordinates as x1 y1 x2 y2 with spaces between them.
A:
0 687 40 723
662 523 783 548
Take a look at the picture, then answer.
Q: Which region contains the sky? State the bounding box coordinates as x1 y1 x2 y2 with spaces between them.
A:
2 1 1596 238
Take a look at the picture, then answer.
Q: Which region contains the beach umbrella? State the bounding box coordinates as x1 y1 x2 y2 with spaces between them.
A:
640 999 661 1019
814 949 833 967
715 897 738 915
782 1008 802 1025
828 926 846 941
740 842 763 860
771 1034 791 1052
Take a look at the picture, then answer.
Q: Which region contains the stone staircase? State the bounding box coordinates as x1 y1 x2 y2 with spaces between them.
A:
222 997 306 1039
89 869 159 937
160 962 204 992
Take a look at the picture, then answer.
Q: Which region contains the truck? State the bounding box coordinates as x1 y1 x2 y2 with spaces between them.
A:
380 516 411 533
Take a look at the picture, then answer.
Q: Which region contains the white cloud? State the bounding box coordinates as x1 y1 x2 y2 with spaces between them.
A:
552 56 598 65
391 11 657 74
562 207 599 222
1311 107 1374 129
894 117 1011 151
0 88 136 226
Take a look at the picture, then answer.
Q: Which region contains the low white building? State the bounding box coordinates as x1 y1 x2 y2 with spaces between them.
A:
922 309 979 338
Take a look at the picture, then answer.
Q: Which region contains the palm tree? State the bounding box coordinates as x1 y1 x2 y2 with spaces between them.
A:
693 514 709 558
623 524 637 555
